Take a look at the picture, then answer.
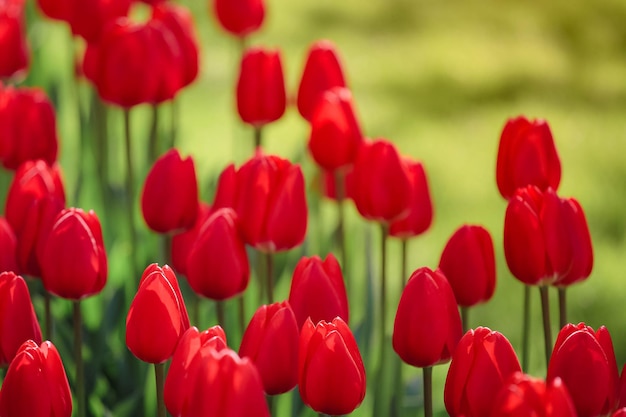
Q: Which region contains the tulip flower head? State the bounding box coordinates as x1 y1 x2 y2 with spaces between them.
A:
212 0 265 38
389 158 433 239
0 0 29 79
0 216 18 273
171 202 211 275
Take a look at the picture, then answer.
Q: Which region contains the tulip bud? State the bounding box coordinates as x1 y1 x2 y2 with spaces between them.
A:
438 225 496 307
126 264 190 364
297 40 347 122
0 272 42 367
288 254 349 329
212 0 264 38
239 301 299 395
68 0 132 44
547 323 619 417
496 116 561 200
0 217 18 273
299 317 366 415
0 340 72 417
186 208 250 300
444 327 522 417
171 202 211 275
389 158 433 238
393 267 462 368
0 2 29 79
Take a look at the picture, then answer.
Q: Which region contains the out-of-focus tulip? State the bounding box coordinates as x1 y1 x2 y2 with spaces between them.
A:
393 267 462 368
0 217 18 273
141 149 198 234
308 87 363 171
619 364 626 409
0 1 29 79
299 317 366 415
503 186 593 286
0 87 59 170
36 0 71 21
297 40 346 122
288 254 349 329
171 202 211 275
389 158 433 238
490 372 577 417
236 46 286 128
614 409 626 417
213 0 264 38
239 301 299 395
186 208 250 300
438 224 496 307
164 325 227 416
496 116 561 200
213 152 308 252
547 323 619 417
126 264 190 364
0 340 72 417
351 139 411 224
40 208 107 300
444 327 522 417
0 272 42 367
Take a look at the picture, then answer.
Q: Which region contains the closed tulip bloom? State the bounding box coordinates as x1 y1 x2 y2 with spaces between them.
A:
68 0 132 44
186 208 250 300
141 149 198 234
299 317 366 415
547 323 619 417
171 202 211 275
389 158 433 238
0 1 28 79
36 0 71 21
297 40 347 121
213 0 264 38
0 272 42 367
0 340 72 417
0 87 59 170
444 327 522 417
496 116 561 200
490 372 577 417
393 267 462 368
239 301 299 395
126 264 190 363
438 225 496 307
40 208 107 300
236 47 286 127
0 217 18 273
351 139 411 223
308 87 363 171
288 254 349 329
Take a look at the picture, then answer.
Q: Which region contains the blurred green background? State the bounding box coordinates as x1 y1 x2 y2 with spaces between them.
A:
19 0 626 415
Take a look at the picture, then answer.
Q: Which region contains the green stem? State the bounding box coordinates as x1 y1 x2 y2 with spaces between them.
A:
423 367 433 417
170 98 178 149
93 94 110 210
558 287 567 330
192 293 200 327
238 295 246 334
154 363 166 417
401 239 408 288
461 306 469 334
162 234 172 267
256 250 266 305
124 109 138 280
380 224 388 345
521 285 531 372
539 285 552 367
44 290 52 341
148 104 159 165
72 43 85 206
266 252 274 304
74 301 85 417
254 126 262 150
267 395 275 416
335 170 347 284
216 301 226 329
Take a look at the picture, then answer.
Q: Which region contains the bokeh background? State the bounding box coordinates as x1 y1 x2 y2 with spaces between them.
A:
16 0 626 415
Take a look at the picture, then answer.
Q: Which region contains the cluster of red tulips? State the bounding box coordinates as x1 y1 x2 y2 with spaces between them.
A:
0 0 625 416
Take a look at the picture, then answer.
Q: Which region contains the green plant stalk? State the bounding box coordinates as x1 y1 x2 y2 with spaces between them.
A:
170 98 178 149
162 234 172 267
521 285 531 372
192 293 200 327
217 301 226 330
373 224 390 417
267 395 275 416
254 126 262 150
238 295 246 334
558 287 567 330
423 366 433 417
266 252 274 304
72 42 86 206
461 306 469 334
74 301 85 417
44 290 52 341
154 363 166 417
334 170 348 286
148 104 159 165
93 94 110 210
124 109 138 280
539 285 552 367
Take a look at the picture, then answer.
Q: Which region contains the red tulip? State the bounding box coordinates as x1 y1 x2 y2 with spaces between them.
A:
0 1 29 79
213 0 264 38
351 139 411 224
141 149 198 234
213 152 308 252
389 158 433 238
164 325 227 416
504 186 593 286
297 40 347 122
490 372 577 417
0 86 59 170
171 202 211 275
40 208 107 300
36 0 71 21
0 217 18 273
239 301 299 395
496 116 561 200
547 323 619 417
393 267 462 368
0 272 42 367
308 87 363 171
619 364 626 409
0 340 72 417
185 208 250 300
288 254 349 329
299 317 366 415
614 409 626 417
444 327 522 417
438 225 496 307
236 46 286 128
126 264 190 364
